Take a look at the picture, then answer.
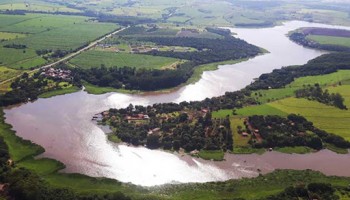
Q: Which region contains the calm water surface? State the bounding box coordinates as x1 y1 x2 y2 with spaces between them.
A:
5 21 350 186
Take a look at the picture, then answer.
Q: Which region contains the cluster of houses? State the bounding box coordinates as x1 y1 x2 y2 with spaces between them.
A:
130 44 158 53
124 113 150 122
41 68 72 81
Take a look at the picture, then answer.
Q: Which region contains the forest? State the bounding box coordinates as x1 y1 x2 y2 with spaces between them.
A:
75 63 193 91
137 36 261 64
257 182 341 200
104 104 232 152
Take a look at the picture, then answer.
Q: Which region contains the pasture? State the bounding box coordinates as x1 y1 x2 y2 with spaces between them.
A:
214 70 350 143
0 32 26 40
270 97 350 141
307 35 350 47
70 50 180 69
0 1 81 13
0 66 21 82
254 70 350 103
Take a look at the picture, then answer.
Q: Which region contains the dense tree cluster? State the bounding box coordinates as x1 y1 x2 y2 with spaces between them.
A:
137 36 261 64
0 73 49 106
295 84 347 110
75 63 193 91
105 104 232 152
205 27 231 37
248 53 350 90
289 32 350 52
0 137 10 182
246 114 350 150
3 43 27 49
0 70 80 107
260 183 340 200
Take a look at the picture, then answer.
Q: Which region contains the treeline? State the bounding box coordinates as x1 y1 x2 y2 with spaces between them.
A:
3 43 27 49
205 27 232 37
75 63 193 91
0 73 49 106
247 114 350 150
248 53 350 90
295 84 347 110
259 182 341 200
96 14 156 26
137 36 261 64
289 32 350 52
234 21 273 28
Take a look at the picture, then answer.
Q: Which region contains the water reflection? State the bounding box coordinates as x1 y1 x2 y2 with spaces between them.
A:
5 21 350 186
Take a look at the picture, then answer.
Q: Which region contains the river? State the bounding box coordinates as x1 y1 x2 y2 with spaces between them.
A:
4 21 350 187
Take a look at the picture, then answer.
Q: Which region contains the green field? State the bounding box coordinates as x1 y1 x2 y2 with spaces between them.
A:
213 104 287 118
253 70 350 103
269 97 350 141
0 32 26 40
274 146 313 154
307 35 350 47
198 150 224 161
70 50 180 69
215 70 350 148
0 13 118 70
0 1 82 13
0 66 22 82
38 86 81 98
188 58 249 85
82 81 139 95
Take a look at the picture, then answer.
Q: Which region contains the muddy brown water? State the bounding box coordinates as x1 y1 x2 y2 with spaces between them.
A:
4 21 350 186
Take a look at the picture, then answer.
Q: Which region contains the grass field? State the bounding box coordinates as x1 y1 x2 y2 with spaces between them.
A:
0 2 82 13
0 66 22 82
70 50 180 69
187 58 249 85
0 110 44 162
107 135 122 143
327 85 350 108
0 32 26 40
253 70 350 103
83 81 139 95
307 35 350 47
214 70 350 152
270 97 350 141
274 146 313 154
213 104 287 118
0 13 118 70
198 150 224 161
38 86 81 99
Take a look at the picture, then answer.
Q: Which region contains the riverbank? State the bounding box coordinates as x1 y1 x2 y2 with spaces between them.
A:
5 21 350 188
1 108 350 199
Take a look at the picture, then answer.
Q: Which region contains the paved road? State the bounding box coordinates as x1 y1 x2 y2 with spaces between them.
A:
0 27 127 85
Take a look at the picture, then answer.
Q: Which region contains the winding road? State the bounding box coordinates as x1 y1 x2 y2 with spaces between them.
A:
0 26 128 85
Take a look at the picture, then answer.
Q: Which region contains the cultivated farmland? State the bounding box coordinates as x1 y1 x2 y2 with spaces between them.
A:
0 14 118 70
69 50 180 69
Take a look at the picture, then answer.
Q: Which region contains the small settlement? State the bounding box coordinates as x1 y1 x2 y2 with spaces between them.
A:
41 68 72 81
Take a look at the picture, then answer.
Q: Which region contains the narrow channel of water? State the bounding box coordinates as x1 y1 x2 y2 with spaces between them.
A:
4 21 350 186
